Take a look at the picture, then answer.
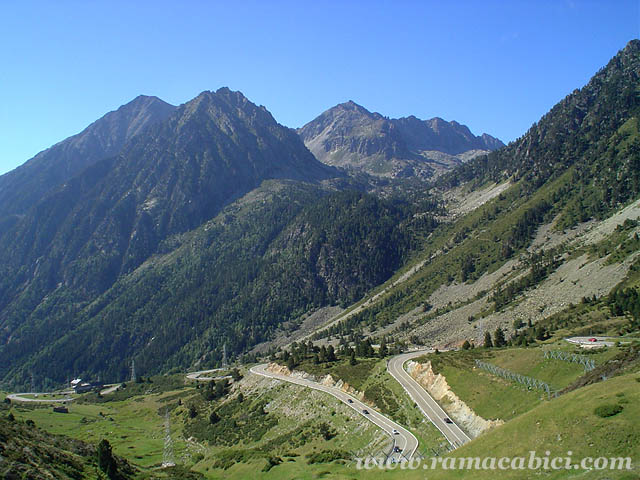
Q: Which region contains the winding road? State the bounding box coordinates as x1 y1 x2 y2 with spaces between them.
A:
250 363 419 461
388 351 471 449
186 368 233 382
7 392 75 403
251 349 473 457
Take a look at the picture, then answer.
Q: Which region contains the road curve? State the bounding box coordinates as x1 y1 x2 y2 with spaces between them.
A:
7 392 75 404
565 336 615 348
186 368 232 382
387 351 471 449
250 363 419 461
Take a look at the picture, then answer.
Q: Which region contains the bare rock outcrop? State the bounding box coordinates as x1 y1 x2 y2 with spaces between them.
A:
406 360 503 437
265 363 371 405
319 374 368 403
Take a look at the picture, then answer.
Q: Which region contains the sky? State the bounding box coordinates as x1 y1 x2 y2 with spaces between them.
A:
0 0 638 175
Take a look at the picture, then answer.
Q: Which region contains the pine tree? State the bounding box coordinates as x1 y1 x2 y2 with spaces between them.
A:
327 345 337 362
378 338 388 358
97 439 118 479
287 355 296 371
209 411 220 424
494 327 507 347
535 325 548 341
483 331 493 348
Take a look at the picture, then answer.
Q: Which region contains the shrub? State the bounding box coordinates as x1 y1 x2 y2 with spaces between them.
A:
209 411 220 424
306 449 351 464
594 404 623 418
262 456 282 472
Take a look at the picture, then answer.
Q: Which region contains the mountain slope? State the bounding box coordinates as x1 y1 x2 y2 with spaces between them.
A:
308 40 640 354
0 181 438 386
0 88 442 388
0 95 176 222
299 101 503 178
0 88 353 386
441 39 640 221
0 87 338 295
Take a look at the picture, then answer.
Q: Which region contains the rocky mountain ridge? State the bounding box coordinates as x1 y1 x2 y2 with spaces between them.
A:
298 100 504 178
0 95 176 221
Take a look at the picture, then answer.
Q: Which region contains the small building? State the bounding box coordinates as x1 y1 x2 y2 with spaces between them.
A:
73 381 104 394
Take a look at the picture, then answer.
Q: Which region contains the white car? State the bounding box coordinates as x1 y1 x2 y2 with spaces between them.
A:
392 429 399 435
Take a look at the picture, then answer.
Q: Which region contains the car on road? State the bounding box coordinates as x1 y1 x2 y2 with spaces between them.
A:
444 417 453 424
362 409 369 414
347 398 353 403
392 429 399 435
394 446 402 453
588 338 597 342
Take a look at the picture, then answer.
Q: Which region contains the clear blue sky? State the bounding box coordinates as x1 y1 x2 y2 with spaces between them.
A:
1 0 637 175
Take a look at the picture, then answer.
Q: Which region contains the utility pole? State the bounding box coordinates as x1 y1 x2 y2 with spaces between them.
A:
222 343 228 369
130 359 136 383
162 408 175 467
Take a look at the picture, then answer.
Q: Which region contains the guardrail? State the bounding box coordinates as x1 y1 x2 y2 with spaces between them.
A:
543 350 596 372
474 360 555 399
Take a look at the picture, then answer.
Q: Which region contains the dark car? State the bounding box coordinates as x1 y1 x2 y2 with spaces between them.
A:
363 409 369 414
394 446 402 453
347 398 353 403
444 417 453 424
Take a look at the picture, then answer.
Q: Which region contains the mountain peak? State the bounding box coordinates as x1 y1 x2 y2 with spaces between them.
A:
299 102 504 178
342 100 362 108
188 87 249 106
624 38 640 52
0 95 176 218
129 94 166 104
334 100 373 116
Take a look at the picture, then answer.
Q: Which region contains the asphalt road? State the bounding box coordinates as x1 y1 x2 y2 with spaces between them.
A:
565 336 615 348
186 368 232 382
250 363 419 461
7 392 75 403
387 351 471 449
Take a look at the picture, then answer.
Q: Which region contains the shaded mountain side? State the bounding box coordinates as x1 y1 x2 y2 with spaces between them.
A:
298 100 503 178
0 88 339 305
0 95 176 222
0 183 439 387
0 88 346 387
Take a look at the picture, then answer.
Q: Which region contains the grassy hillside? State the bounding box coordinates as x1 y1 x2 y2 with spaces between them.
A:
0 401 136 479
397 370 640 480
7 369 389 479
276 355 449 454
414 342 622 422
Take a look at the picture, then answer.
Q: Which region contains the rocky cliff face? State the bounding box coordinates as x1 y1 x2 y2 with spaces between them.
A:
265 363 371 405
405 360 503 437
299 101 504 179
